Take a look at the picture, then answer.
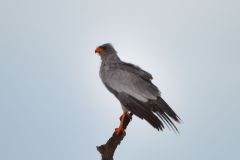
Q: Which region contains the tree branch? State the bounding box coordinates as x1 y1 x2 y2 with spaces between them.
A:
97 112 133 160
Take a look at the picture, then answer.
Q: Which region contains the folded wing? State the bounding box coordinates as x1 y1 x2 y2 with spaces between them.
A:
102 62 180 132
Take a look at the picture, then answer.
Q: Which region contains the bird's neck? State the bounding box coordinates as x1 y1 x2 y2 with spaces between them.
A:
101 53 121 65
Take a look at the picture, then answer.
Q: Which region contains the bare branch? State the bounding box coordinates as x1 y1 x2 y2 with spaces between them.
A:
97 113 133 160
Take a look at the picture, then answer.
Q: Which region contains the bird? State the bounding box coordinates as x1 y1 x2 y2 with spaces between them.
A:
95 43 181 135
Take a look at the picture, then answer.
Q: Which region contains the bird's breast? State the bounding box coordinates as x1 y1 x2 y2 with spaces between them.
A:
99 64 110 81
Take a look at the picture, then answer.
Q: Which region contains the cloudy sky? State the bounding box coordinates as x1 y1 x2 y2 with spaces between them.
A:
0 0 240 160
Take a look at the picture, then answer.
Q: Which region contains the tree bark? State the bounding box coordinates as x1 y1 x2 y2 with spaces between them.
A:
97 113 133 160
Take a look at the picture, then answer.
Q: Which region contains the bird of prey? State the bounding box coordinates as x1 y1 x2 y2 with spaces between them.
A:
95 43 181 135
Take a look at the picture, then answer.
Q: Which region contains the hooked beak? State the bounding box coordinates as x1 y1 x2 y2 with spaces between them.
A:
95 47 104 54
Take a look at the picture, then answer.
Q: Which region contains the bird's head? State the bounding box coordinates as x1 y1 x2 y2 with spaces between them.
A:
95 43 116 56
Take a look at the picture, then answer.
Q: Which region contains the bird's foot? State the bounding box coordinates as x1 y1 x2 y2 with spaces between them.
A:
114 127 124 135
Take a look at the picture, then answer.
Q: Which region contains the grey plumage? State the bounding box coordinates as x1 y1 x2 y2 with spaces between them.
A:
96 43 180 132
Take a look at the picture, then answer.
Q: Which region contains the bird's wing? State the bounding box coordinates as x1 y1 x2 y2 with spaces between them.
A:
103 63 159 102
102 62 180 131
119 62 153 81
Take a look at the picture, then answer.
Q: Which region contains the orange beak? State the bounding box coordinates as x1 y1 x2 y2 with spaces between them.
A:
95 47 104 54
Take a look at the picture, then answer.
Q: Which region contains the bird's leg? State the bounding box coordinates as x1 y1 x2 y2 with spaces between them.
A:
115 112 127 135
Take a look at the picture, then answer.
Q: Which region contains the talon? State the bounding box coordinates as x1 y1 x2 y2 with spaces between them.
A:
114 127 124 135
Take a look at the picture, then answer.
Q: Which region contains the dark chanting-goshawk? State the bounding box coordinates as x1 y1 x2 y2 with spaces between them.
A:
95 43 181 135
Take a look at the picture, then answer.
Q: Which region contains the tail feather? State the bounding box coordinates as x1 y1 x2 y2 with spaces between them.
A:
156 112 179 133
117 93 180 132
156 96 181 122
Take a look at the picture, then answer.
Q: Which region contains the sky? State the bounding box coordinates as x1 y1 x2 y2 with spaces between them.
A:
0 0 240 160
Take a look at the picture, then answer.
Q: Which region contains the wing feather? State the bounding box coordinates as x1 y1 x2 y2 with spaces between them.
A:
118 93 164 130
101 62 180 132
102 64 159 102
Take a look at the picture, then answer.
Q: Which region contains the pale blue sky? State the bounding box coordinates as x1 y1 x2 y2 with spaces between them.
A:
0 0 240 160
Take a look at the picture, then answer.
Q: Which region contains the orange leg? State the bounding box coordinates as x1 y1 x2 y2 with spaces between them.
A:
115 112 127 135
